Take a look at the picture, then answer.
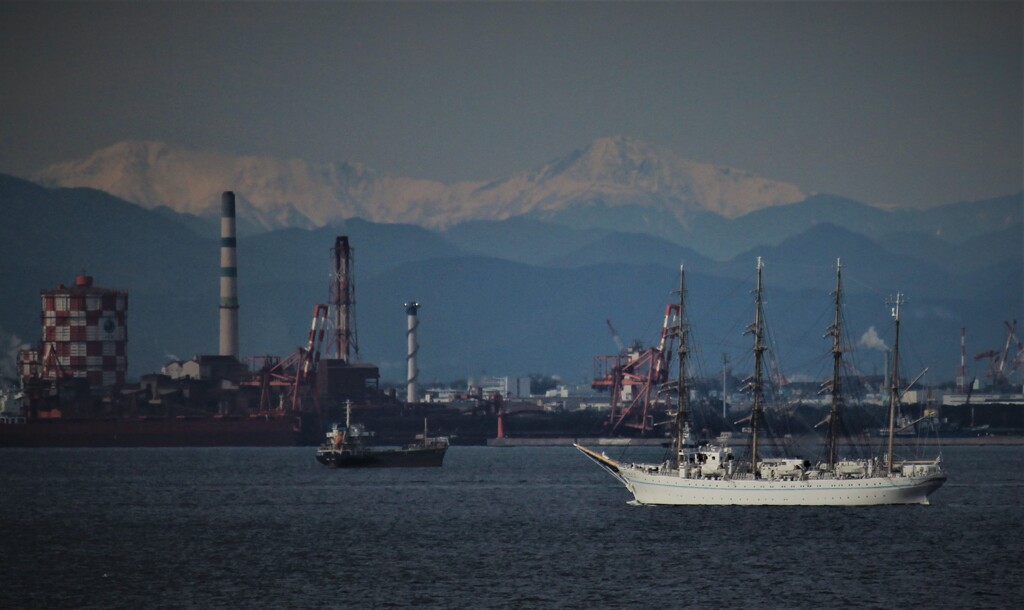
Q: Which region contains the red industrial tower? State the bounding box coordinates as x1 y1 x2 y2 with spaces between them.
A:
330 236 358 362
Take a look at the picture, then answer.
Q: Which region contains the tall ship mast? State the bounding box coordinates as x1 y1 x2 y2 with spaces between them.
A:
670 266 689 465
747 256 767 475
886 293 905 473
824 259 845 470
576 258 947 506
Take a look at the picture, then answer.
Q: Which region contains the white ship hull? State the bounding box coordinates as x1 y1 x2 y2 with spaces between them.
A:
620 466 945 506
576 445 946 506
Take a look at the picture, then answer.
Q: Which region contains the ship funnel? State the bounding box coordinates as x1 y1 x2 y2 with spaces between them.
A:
219 191 239 358
405 302 420 404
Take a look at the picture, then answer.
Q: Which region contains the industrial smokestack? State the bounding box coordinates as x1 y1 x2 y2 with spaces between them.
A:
405 302 420 404
219 191 239 358
332 236 353 362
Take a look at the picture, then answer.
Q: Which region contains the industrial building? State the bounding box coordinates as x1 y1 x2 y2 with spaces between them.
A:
18 275 128 392
471 376 533 399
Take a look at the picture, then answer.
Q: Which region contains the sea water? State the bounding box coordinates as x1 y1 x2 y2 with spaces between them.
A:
0 445 1021 608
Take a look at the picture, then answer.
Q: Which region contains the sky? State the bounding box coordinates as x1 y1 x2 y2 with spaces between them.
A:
1 1 1020 210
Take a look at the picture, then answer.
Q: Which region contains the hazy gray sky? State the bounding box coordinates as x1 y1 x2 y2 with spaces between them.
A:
1 1 1020 208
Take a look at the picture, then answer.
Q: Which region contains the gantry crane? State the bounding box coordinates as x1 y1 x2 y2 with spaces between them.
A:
245 304 330 414
973 320 1023 390
593 303 680 435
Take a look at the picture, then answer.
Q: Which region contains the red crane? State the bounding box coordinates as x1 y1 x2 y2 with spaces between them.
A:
999 320 1022 379
972 320 1023 389
593 303 680 435
245 304 330 414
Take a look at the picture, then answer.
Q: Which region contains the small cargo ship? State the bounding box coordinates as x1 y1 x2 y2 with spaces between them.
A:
316 404 448 468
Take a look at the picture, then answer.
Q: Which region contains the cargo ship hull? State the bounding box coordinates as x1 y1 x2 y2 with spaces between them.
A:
315 444 448 468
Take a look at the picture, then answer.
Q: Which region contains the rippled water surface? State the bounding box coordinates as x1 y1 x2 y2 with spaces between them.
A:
1 445 1021 608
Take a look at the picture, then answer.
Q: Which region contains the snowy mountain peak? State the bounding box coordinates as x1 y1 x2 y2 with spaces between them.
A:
502 136 805 219
33 137 807 230
575 135 659 172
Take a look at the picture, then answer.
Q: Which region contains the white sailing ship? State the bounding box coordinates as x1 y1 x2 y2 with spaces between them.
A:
576 259 946 506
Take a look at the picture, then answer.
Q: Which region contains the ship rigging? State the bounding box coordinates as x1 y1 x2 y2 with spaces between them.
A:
577 258 947 506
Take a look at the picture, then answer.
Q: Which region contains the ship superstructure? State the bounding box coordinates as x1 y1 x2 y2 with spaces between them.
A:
316 403 448 468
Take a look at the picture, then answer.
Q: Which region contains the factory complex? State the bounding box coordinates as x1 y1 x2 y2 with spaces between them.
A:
1 191 623 446
2 190 1022 447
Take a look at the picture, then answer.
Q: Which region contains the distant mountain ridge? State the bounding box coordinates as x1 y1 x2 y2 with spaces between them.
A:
1 173 1019 385
32 137 806 231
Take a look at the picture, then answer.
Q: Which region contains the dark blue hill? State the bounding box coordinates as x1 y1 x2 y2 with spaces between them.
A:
543 231 715 272
443 217 607 266
1 174 1019 384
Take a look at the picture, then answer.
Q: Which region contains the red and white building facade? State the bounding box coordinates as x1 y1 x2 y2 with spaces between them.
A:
21 275 128 390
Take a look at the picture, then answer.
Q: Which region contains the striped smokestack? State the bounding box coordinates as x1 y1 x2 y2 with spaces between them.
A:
219 191 239 358
405 302 419 404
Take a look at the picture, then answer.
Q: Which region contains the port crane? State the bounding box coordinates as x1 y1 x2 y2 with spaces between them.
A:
593 304 680 435
973 320 1023 390
245 304 329 414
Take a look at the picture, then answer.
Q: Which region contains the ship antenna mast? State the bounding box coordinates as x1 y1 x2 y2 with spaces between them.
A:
747 257 767 475
886 293 904 473
672 265 689 465
825 259 844 470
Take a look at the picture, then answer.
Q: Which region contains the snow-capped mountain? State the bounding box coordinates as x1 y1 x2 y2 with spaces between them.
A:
469 136 806 220
33 136 806 230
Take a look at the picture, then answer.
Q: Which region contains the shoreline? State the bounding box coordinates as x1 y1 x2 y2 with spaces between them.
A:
486 435 1024 447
